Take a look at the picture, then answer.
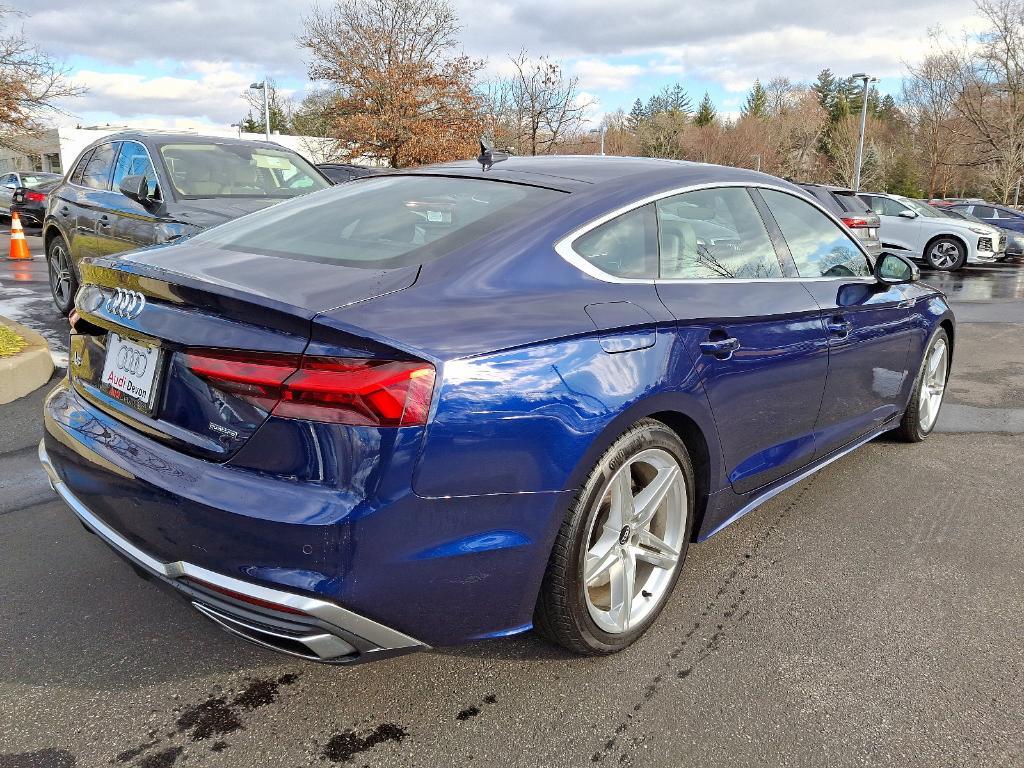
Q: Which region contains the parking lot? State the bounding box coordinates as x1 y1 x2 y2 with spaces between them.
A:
1 225 1022 767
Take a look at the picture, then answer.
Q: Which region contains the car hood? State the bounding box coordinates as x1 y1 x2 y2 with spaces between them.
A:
165 198 284 230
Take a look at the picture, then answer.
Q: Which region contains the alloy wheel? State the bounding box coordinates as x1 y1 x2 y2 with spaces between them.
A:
918 337 948 432
50 244 73 306
582 448 687 634
928 241 960 269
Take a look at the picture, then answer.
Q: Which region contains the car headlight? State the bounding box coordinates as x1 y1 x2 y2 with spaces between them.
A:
968 226 990 235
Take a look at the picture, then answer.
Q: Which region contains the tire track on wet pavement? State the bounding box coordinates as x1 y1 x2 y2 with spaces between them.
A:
591 477 819 764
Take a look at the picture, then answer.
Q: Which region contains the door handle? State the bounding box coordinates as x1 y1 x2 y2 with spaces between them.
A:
699 336 741 359
827 317 853 338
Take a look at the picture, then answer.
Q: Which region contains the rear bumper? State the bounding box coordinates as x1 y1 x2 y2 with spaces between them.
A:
39 438 428 664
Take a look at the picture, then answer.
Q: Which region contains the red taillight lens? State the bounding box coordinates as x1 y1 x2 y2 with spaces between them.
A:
25 191 46 202
182 349 435 427
841 216 870 228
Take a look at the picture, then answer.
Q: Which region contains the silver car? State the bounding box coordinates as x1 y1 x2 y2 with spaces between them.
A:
861 193 1005 271
0 171 61 216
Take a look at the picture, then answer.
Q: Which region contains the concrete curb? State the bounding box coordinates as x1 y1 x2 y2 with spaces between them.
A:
0 316 55 405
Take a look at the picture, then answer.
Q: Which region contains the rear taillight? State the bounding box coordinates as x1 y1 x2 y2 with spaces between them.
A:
182 349 435 427
25 191 46 202
841 216 871 228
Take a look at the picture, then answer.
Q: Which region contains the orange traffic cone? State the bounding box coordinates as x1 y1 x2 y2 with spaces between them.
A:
8 212 31 260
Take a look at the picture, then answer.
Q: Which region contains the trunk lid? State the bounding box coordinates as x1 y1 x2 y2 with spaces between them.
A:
71 244 419 460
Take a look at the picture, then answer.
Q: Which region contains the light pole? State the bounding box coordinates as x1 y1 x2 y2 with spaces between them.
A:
851 73 877 192
230 122 242 138
249 81 270 141
588 126 607 156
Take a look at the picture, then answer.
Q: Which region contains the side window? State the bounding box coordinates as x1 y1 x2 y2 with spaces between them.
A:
112 141 158 197
572 204 658 279
656 187 782 279
972 205 996 219
1 174 16 187
761 189 872 278
80 143 119 190
70 150 93 185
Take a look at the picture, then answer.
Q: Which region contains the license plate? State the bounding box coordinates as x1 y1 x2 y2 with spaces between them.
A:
101 333 161 413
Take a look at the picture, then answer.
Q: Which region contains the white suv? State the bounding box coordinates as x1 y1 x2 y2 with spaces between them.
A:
860 193 1005 271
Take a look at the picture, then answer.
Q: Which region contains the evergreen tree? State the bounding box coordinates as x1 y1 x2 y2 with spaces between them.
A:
627 98 646 131
694 92 716 127
877 93 898 121
741 80 768 119
812 69 837 112
663 83 691 116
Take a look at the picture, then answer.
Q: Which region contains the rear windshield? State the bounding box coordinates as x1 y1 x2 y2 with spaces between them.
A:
22 174 60 188
158 143 328 200
189 175 566 269
832 191 871 214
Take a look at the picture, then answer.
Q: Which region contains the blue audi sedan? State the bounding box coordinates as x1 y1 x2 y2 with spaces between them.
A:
40 156 954 662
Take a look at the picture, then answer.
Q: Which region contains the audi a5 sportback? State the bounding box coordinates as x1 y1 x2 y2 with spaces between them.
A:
860 192 1004 271
40 157 954 663
42 131 329 315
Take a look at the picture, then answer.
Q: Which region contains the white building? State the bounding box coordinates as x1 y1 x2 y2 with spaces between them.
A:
0 124 343 175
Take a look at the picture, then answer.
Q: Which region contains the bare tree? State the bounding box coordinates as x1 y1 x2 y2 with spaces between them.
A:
483 51 592 155
0 7 82 147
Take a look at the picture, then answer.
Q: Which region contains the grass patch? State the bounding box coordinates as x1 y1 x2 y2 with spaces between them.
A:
0 325 28 357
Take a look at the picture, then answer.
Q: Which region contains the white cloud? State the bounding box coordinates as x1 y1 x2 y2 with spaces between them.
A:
571 59 645 91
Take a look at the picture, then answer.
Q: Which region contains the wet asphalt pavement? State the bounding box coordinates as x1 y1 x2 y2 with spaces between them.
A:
1 228 1023 768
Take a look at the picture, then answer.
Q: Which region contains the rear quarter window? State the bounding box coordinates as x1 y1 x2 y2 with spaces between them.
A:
190 175 565 269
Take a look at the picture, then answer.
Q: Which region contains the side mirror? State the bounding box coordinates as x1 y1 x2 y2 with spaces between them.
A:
897 209 918 219
875 252 919 285
119 174 154 206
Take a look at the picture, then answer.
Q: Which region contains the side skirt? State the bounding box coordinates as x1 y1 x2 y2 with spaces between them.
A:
696 423 894 542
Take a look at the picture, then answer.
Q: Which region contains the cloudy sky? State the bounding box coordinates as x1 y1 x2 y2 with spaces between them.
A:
9 0 983 133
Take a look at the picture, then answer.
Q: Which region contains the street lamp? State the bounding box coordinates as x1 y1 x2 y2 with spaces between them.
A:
851 73 878 192
249 81 270 141
588 126 606 156
230 122 242 138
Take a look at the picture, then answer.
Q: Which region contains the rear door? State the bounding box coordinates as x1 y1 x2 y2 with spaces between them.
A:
75 141 121 258
759 189 914 457
654 186 829 494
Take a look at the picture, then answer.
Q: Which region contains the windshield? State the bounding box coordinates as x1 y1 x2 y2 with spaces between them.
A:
158 143 328 200
189 175 565 269
945 209 989 226
899 197 949 218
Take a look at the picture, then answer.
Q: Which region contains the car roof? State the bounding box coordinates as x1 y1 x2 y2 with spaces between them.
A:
798 182 857 194
83 130 298 152
408 155 796 193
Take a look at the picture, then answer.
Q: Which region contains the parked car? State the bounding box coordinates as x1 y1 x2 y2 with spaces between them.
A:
10 178 61 228
939 205 1024 258
946 202 1024 256
927 197 985 207
317 162 382 184
860 192 1004 270
40 157 953 663
797 183 882 261
42 131 330 314
0 171 61 217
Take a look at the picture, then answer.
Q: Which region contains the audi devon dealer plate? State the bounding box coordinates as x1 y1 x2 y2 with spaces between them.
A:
101 333 160 413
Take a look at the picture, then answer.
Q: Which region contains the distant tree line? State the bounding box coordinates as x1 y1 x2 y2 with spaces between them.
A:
237 0 1019 203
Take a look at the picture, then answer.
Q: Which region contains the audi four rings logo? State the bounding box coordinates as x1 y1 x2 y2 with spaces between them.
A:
106 288 146 319
116 346 148 377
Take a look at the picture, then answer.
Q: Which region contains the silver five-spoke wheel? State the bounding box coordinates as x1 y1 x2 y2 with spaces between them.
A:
918 337 948 432
582 448 687 634
49 243 74 307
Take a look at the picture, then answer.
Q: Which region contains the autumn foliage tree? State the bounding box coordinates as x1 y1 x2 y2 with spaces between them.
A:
299 0 482 167
1 7 81 147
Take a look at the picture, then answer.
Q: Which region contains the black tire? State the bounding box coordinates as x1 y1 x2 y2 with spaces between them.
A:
534 418 695 655
47 234 78 315
894 328 951 442
925 237 967 271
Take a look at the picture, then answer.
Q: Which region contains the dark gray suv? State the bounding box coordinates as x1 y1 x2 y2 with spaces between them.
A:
42 131 329 313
